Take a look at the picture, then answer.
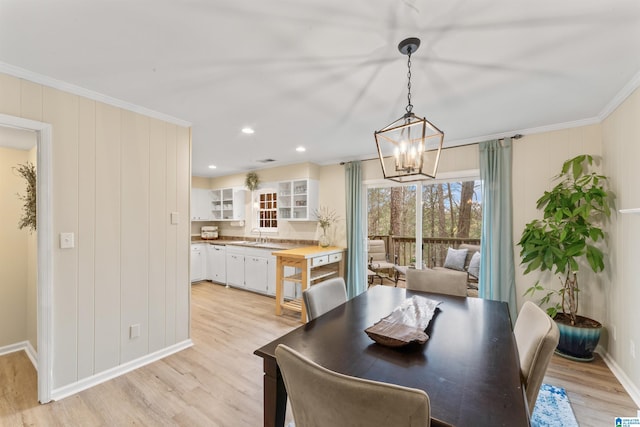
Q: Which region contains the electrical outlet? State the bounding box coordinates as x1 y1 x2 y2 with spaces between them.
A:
613 325 617 341
631 340 636 359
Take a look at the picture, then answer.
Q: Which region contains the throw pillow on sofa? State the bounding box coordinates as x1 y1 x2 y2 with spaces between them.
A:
443 247 468 271
468 251 481 279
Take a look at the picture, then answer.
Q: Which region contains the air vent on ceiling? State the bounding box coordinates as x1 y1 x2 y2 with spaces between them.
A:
257 158 277 163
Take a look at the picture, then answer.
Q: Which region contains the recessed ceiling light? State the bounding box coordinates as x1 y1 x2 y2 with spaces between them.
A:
296 146 306 152
241 127 255 134
208 165 217 169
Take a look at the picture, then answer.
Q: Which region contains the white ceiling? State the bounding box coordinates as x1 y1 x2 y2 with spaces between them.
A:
1 0 639 177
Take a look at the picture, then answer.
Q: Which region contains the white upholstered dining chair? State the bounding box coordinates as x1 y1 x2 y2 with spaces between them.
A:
275 344 446 427
514 301 560 411
302 277 347 321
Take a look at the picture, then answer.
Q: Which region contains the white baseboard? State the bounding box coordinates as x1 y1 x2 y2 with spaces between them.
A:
0 341 29 356
24 341 38 369
50 339 193 401
0 340 38 370
598 346 640 409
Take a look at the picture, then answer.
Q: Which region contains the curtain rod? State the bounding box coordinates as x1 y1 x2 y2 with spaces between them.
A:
340 134 524 165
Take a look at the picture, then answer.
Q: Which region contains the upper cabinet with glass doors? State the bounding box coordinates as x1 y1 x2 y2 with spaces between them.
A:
211 187 246 220
277 179 319 221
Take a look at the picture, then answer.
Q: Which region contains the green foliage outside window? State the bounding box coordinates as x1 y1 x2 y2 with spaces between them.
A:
367 181 482 239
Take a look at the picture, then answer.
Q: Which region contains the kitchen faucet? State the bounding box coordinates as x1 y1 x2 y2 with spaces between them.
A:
251 228 267 243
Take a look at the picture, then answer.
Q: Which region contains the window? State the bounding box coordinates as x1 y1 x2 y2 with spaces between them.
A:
257 191 278 231
367 179 482 268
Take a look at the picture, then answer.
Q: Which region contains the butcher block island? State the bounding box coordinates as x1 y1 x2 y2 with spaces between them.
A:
272 246 345 322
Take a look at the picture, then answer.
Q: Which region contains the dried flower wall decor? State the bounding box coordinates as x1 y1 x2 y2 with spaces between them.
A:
14 162 36 232
245 172 260 191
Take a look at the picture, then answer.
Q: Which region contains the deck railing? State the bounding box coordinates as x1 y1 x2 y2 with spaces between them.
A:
369 235 481 268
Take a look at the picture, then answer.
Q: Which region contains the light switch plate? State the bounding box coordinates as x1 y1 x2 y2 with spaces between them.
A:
60 232 74 249
130 324 140 339
170 212 179 225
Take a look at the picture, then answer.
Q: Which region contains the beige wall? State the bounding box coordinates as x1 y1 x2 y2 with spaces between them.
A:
0 146 29 347
512 125 603 320
0 72 191 390
602 87 640 394
318 164 346 247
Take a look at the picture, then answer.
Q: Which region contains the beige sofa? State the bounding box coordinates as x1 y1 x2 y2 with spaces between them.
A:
406 267 468 297
396 243 480 297
432 243 480 297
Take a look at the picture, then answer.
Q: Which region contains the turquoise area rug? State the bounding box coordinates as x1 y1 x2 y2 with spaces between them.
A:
531 383 579 427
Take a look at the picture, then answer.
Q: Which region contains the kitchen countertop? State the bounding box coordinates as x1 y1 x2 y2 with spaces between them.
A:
271 245 345 258
191 240 304 251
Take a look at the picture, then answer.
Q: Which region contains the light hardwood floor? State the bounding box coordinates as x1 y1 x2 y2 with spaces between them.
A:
0 281 637 426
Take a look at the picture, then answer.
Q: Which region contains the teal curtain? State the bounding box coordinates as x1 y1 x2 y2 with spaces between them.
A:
479 139 517 321
345 161 366 299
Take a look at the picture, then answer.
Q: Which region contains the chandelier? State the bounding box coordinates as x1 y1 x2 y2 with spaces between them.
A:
374 37 444 182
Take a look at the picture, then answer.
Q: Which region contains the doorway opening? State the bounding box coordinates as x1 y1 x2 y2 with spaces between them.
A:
0 113 53 403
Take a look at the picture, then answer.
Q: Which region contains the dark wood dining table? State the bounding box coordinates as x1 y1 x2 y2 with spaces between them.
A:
254 286 529 427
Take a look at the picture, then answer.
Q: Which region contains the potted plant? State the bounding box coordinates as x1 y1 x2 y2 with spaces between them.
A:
518 154 612 361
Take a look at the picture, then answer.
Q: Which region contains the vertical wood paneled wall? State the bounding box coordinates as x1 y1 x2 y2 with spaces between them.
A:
602 88 640 397
0 73 191 389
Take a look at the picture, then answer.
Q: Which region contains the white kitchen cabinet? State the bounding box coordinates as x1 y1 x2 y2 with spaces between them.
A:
226 248 245 288
277 179 319 221
191 188 213 221
245 254 269 294
211 187 245 221
206 244 226 284
225 245 285 296
191 244 206 282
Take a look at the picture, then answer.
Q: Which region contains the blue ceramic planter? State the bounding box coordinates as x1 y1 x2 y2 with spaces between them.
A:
554 313 602 362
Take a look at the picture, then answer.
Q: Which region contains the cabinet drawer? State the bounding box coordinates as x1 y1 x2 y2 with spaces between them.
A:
311 255 329 267
329 252 342 263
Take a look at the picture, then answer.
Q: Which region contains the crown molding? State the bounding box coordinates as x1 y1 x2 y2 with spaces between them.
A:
598 69 640 121
0 62 192 128
444 116 601 148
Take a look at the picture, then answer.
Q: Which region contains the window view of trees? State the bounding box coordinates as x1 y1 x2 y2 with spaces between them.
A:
421 181 482 239
367 180 482 266
368 186 416 238
368 181 482 239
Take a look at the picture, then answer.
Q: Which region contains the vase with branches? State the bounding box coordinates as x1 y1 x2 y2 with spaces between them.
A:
314 206 338 247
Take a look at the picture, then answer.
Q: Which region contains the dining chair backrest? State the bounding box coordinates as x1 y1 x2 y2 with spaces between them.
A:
275 344 432 427
405 268 467 297
514 301 560 411
302 277 347 321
